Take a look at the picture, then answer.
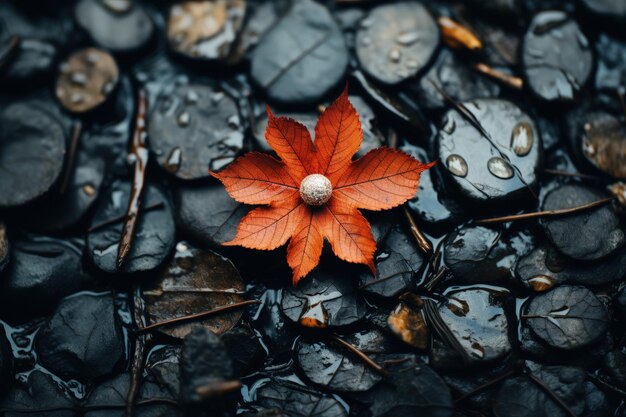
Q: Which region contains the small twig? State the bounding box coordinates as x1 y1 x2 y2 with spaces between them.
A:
476 197 616 224
403 206 432 253
136 300 260 334
0 35 20 70
586 373 626 398
127 286 147 417
88 202 165 233
195 380 242 400
117 88 149 270
423 266 449 292
454 368 519 404
474 63 523 90
422 299 473 365
332 334 391 378
543 168 608 182
60 121 82 194
526 372 577 417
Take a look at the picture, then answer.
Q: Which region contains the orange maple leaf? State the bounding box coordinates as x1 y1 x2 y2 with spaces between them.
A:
211 86 436 285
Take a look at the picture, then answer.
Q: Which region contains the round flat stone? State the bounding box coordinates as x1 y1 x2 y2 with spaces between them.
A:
55 48 119 113
167 0 246 62
522 11 593 103
356 2 438 85
437 99 542 205
541 184 624 261
149 84 244 180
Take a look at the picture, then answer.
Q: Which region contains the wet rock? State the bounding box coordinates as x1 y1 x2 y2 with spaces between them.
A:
411 49 499 112
350 359 453 417
0 221 9 273
540 184 624 261
595 34 626 95
443 226 515 283
579 0 626 24
149 84 244 180
84 373 179 417
74 0 154 53
295 334 384 392
144 345 182 400
388 293 430 350
255 380 348 417
87 181 176 274
355 2 438 85
360 251 414 299
55 48 119 114
248 287 295 361
437 99 542 206
180 328 236 404
221 326 265 377
432 288 512 368
36 293 124 381
281 269 368 328
167 0 246 63
0 38 57 84
0 370 78 417
380 223 425 274
175 182 248 246
0 101 66 209
603 349 626 390
524 285 609 350
522 11 592 103
250 0 348 104
143 243 246 339
516 244 626 290
1 238 89 309
493 363 610 417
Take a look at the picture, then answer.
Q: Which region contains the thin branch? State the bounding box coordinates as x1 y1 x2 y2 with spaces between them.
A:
332 334 391 378
0 35 20 70
127 286 148 417
136 300 260 334
543 168 608 182
403 206 432 253
454 368 519 404
60 121 82 194
526 372 577 417
476 197 615 224
474 63 523 90
423 266 449 292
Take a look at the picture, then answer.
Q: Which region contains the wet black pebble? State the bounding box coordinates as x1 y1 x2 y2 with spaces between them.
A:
87 181 176 274
74 0 154 53
516 244 626 290
250 0 348 104
281 269 368 328
437 99 542 206
1 238 89 310
493 362 610 417
84 373 179 417
443 226 515 283
540 183 624 261
0 39 57 85
144 345 182 400
432 288 512 368
149 84 244 179
0 101 66 209
410 49 500 112
36 293 125 382
595 34 626 95
0 370 78 417
221 326 265 377
254 380 348 417
360 251 414 299
381 223 425 274
355 2 438 85
180 327 235 404
524 285 609 350
522 11 592 103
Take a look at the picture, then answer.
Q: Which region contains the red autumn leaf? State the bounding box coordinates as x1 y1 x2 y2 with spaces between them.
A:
211 85 436 285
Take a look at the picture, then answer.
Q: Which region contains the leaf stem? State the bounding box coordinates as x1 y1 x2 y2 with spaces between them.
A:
332 334 391 378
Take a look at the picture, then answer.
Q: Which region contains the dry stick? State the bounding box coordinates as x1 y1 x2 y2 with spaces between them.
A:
454 368 519 404
126 286 148 417
88 202 165 233
60 121 82 194
403 206 433 253
332 334 391 378
117 88 149 270
0 35 20 70
423 266 449 292
476 196 615 224
543 168 608 182
526 372 577 417
474 63 523 90
136 300 261 334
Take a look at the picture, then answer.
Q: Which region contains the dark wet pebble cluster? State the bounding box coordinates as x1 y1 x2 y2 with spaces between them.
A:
0 0 626 416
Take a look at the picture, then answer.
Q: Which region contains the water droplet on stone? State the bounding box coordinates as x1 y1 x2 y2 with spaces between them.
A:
211 92 224 103
487 157 514 179
70 92 85 104
442 117 456 134
576 31 589 49
396 31 420 46
360 36 372 47
406 59 418 69
101 80 115 95
83 184 96 197
71 72 88 86
185 90 199 104
528 275 555 292
510 122 533 156
177 111 190 127
164 147 182 173
101 0 132 13
388 48 401 63
446 154 468 177
227 114 240 129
